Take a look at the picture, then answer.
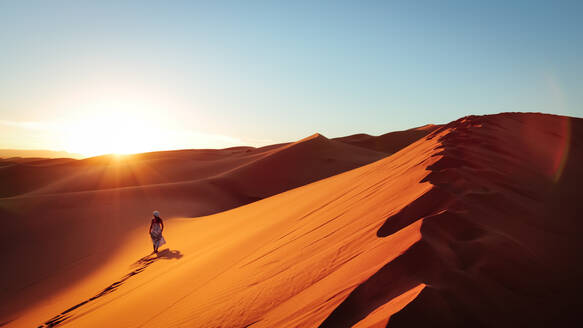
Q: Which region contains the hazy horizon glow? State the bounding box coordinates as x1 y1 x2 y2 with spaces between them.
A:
1 1 582 157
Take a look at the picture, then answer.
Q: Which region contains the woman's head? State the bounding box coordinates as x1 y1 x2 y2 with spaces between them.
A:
153 210 160 218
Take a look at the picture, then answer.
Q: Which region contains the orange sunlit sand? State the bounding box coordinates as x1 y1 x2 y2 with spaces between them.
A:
1 113 582 327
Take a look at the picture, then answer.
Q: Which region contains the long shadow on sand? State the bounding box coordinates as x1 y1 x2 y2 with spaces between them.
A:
38 249 183 328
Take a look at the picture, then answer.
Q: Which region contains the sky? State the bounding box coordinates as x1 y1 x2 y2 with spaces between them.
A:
1 0 582 157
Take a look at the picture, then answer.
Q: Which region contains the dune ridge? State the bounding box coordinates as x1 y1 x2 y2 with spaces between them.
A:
322 113 583 327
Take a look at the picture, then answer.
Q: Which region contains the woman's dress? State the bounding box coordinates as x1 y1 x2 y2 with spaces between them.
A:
150 221 166 248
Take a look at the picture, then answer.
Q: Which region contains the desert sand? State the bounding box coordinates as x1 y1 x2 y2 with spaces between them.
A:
1 113 582 327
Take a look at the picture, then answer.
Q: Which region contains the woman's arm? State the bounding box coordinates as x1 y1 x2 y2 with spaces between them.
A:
161 219 164 232
149 220 153 233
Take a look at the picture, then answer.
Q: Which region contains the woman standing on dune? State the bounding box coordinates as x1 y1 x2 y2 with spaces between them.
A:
149 211 166 253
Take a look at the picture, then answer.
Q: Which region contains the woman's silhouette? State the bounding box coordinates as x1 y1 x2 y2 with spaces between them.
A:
149 210 166 253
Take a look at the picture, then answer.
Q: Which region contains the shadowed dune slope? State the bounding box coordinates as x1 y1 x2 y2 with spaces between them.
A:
213 133 388 198
3 112 581 327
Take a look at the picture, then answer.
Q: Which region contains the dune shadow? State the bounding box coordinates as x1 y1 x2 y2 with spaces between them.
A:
39 249 183 328
133 248 183 267
318 239 437 328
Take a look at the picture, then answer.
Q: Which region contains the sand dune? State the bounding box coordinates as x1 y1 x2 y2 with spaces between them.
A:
212 133 388 199
0 126 430 326
2 113 582 327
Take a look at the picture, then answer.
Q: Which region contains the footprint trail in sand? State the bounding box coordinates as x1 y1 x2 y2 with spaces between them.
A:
39 249 183 328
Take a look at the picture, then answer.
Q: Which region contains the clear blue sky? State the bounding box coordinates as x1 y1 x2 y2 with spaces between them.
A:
1 1 581 155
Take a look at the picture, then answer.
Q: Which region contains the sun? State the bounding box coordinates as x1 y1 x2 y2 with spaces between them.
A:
63 110 160 157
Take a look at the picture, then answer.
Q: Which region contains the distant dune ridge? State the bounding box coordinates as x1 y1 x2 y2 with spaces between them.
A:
0 149 83 159
1 113 582 327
